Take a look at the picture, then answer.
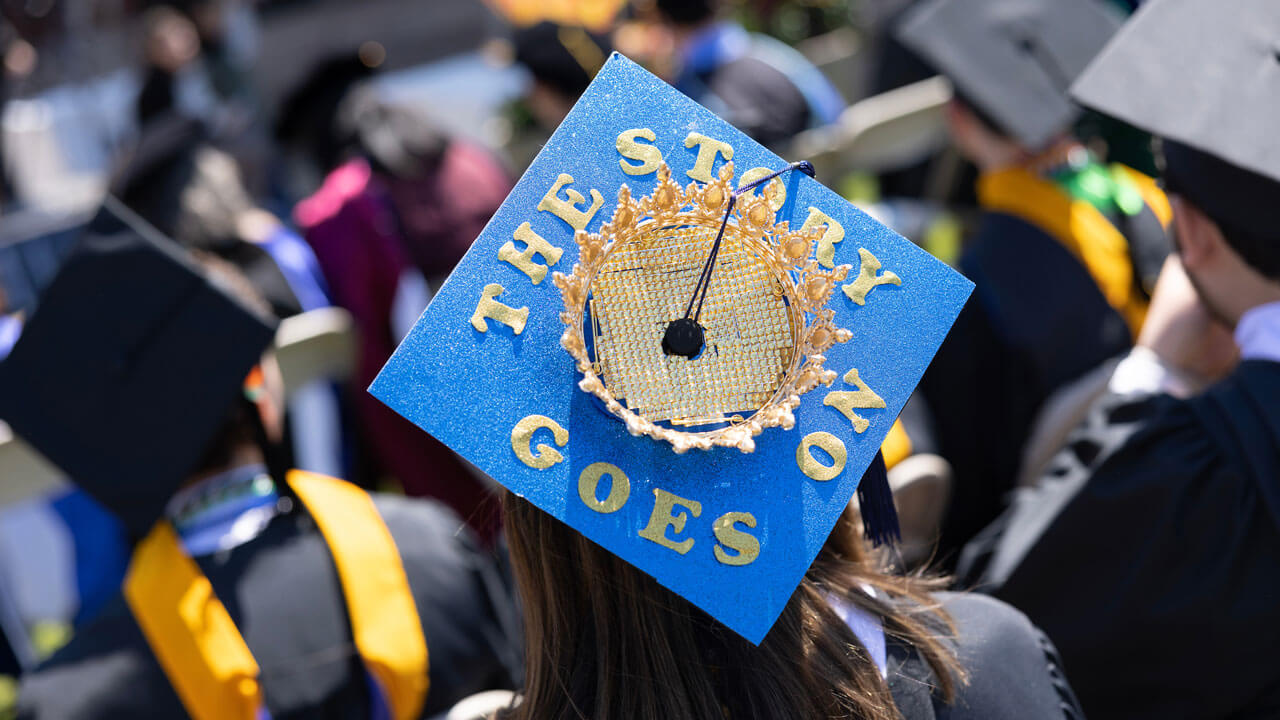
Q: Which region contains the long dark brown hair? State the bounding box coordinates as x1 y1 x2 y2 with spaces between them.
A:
501 490 963 720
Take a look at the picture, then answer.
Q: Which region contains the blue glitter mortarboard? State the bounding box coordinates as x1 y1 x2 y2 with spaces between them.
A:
371 54 972 643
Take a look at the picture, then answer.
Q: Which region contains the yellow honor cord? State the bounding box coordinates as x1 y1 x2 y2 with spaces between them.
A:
881 419 913 471
977 166 1150 338
287 471 430 720
124 473 428 720
125 524 263 720
1113 164 1173 227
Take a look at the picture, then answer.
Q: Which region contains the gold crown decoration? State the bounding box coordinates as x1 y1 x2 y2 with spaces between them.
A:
552 161 853 454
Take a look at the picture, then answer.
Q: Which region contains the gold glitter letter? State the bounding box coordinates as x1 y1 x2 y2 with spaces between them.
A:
797 431 847 482
683 132 734 183
842 248 901 305
738 167 787 211
822 368 885 433
578 462 631 513
801 208 845 269
712 512 760 566
470 283 529 335
537 173 605 232
498 222 563 285
511 415 569 470
639 488 702 555
616 128 663 176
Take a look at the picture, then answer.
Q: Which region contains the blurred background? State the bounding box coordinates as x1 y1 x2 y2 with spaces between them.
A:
0 0 968 230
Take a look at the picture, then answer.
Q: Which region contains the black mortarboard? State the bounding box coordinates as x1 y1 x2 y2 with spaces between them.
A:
0 198 277 537
0 211 85 317
896 0 1122 149
1070 0 1280 250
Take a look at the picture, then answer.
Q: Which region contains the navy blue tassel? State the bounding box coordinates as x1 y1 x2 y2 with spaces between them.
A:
858 451 900 546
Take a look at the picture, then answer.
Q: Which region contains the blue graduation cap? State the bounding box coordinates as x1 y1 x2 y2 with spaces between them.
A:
371 54 972 644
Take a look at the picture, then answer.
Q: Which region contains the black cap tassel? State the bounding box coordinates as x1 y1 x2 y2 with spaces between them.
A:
858 451 901 546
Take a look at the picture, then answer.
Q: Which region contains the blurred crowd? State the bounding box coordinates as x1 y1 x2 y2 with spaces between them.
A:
0 0 1277 718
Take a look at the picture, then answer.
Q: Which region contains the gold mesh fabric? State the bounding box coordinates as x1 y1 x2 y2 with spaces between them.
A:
589 224 794 427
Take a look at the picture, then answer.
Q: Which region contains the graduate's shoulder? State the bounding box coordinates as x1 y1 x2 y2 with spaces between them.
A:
1098 360 1280 484
934 592 1082 720
960 211 1128 353
1177 360 1280 495
962 211 1075 275
368 491 502 612
369 491 522 709
1185 360 1280 452
370 491 488 566
18 594 182 719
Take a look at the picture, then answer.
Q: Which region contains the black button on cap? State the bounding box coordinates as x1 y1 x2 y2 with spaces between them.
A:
662 318 704 358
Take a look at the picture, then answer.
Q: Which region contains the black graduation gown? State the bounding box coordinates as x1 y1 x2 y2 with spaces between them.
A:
957 360 1280 719
0 626 19 679
921 211 1133 562
17 494 522 719
889 593 1083 719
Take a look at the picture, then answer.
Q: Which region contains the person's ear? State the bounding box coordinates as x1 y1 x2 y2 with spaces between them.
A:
1171 196 1219 271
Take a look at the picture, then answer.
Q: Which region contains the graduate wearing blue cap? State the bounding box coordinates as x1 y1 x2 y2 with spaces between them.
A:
373 52 1084 719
